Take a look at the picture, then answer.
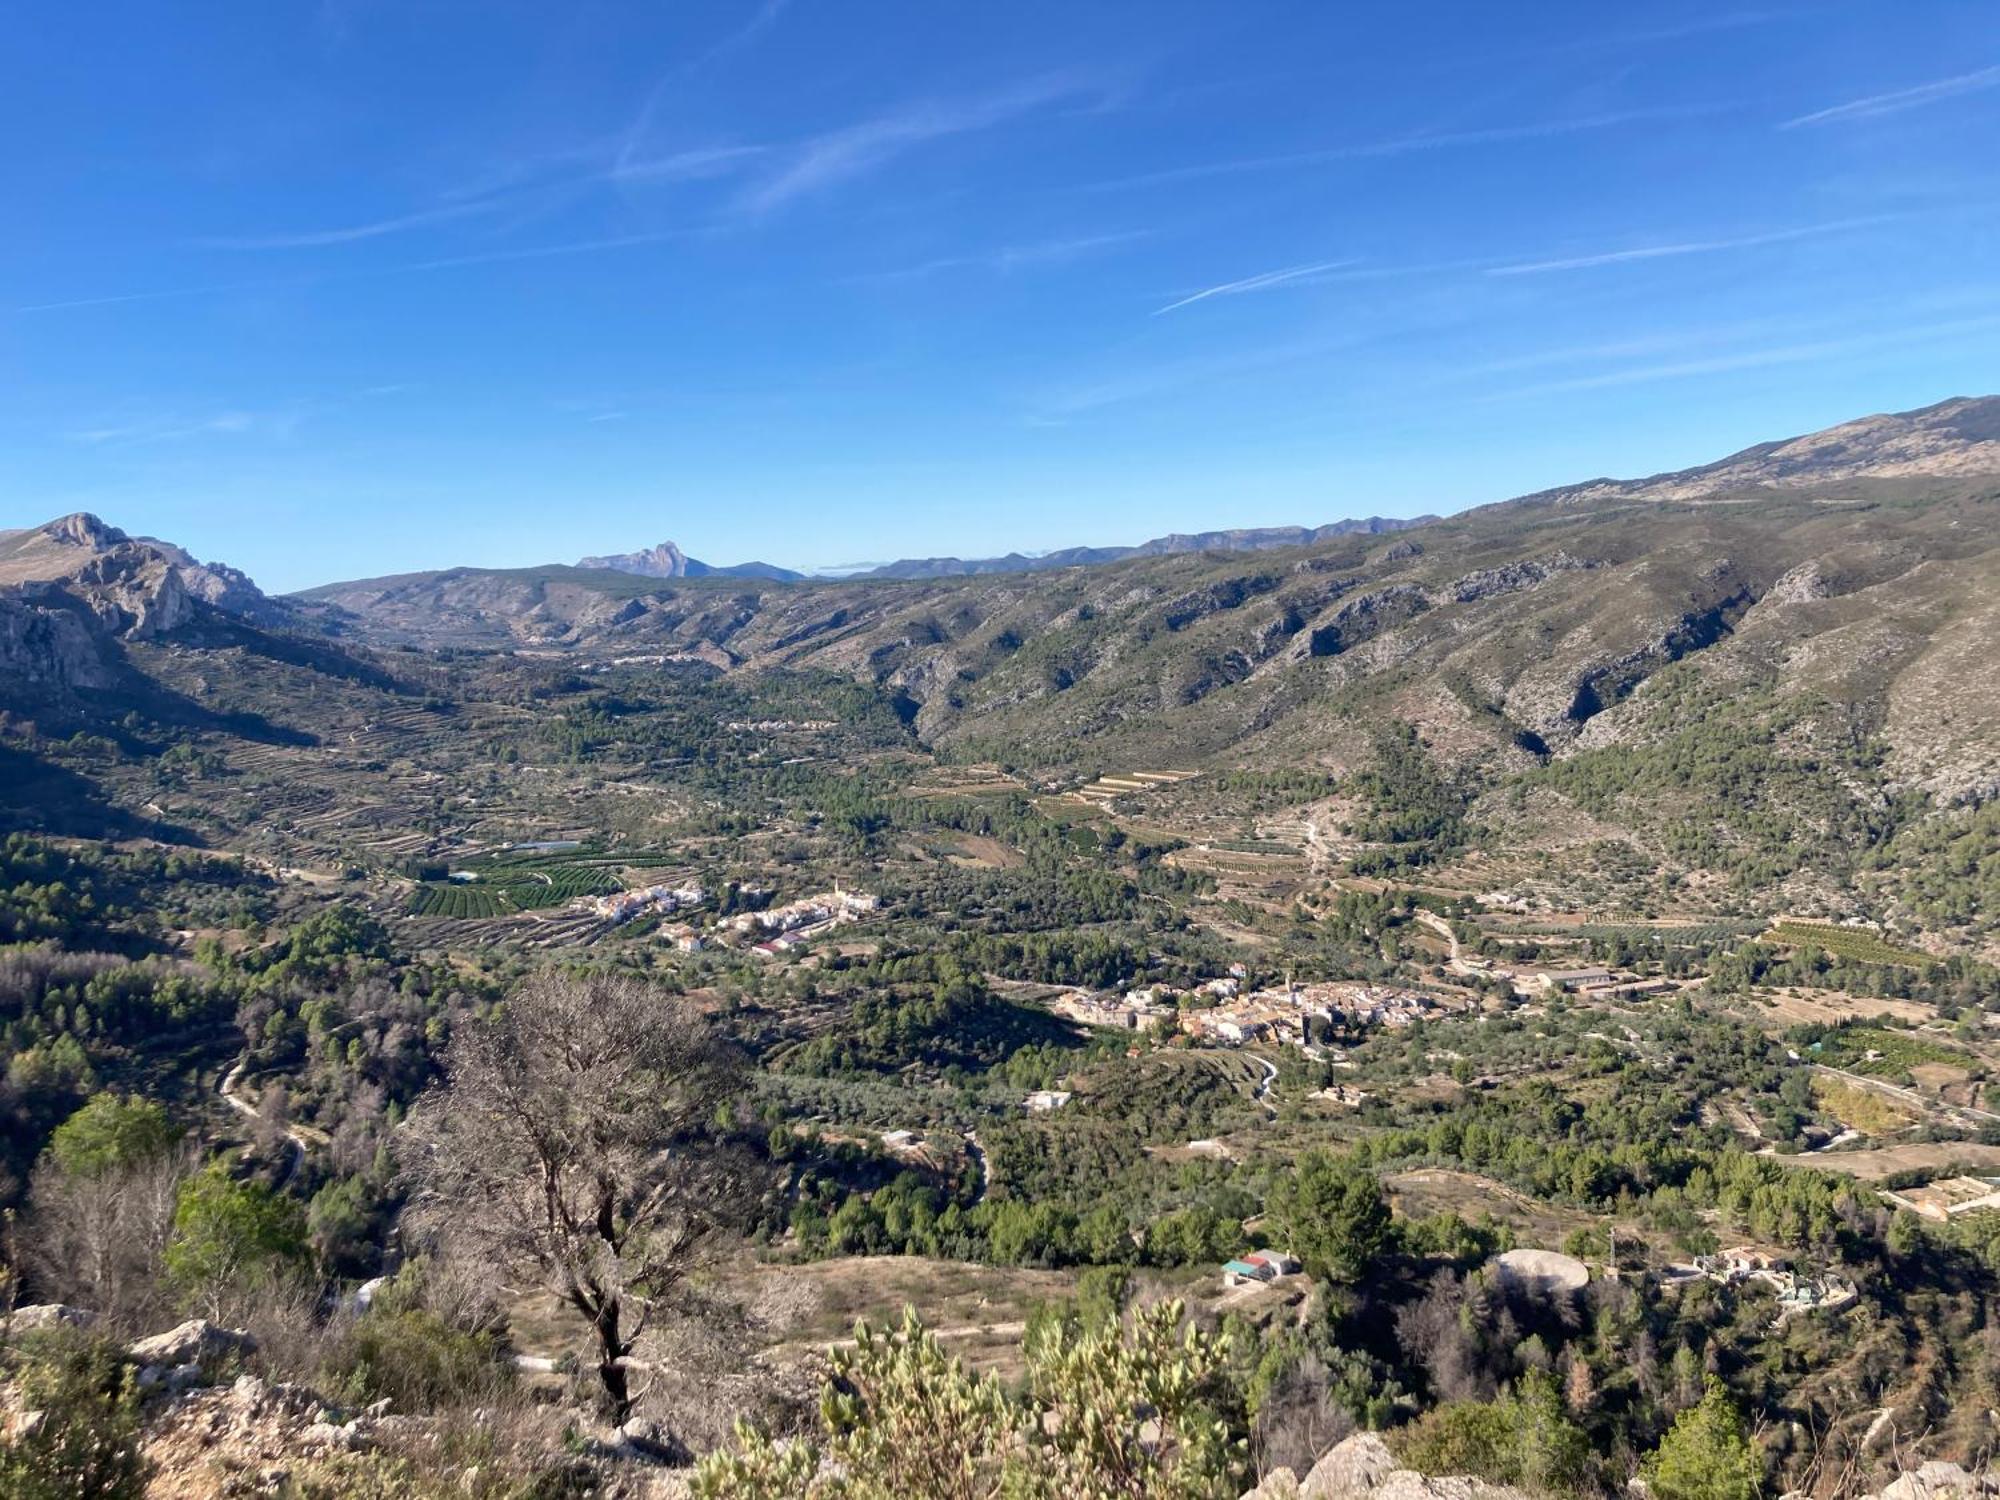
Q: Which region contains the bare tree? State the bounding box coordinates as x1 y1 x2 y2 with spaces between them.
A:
25 1143 196 1332
398 972 765 1423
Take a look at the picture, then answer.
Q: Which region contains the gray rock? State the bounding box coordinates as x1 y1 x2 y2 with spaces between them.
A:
1877 1462 2000 1500
3 1303 97 1335
126 1318 256 1370
1239 1434 1536 1500
302 1419 366 1451
1299 1433 1402 1498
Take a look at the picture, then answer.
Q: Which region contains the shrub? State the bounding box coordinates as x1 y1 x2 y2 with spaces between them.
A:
0 1330 148 1500
319 1305 513 1411
1391 1372 1591 1496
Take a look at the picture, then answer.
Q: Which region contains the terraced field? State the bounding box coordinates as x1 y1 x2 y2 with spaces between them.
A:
1770 921 1935 968
405 848 622 917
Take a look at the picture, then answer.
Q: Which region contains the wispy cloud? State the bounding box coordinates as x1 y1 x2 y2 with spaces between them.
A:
858 231 1147 282
17 280 291 314
394 229 700 273
1568 10 1792 52
738 74 1108 214
1781 64 2000 129
190 196 517 251
613 0 791 176
65 408 300 445
690 0 789 70
611 143 767 183
1028 332 1360 421
1485 216 1888 276
1486 310 2000 399
15 229 702 315
1089 105 1726 192
1153 259 1359 314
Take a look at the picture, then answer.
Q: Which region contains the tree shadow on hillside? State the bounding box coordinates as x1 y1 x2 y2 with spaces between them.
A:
0 742 202 844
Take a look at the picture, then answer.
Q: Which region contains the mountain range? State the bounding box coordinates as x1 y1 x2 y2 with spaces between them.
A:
574 516 1436 584
575 541 806 582
5 397 1998 811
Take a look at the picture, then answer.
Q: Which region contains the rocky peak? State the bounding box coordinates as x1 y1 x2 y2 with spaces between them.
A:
0 511 278 631
42 511 130 549
580 541 691 579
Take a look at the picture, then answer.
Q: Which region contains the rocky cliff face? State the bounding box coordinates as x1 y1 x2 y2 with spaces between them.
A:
0 512 287 707
0 512 278 632
0 587 119 691
581 541 693 578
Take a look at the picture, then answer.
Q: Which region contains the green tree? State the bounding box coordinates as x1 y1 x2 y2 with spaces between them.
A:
47 1094 179 1179
1644 1377 1761 1500
1267 1151 1390 1281
163 1165 311 1317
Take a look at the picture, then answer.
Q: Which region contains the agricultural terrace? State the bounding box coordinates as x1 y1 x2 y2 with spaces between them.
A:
1769 921 1934 968
407 845 624 917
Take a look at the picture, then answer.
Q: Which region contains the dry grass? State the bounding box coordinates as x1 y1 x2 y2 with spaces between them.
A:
1811 1076 1921 1136
1783 1141 2000 1181
948 833 1024 869
1384 1167 1599 1245
1735 987 1934 1026
732 1255 1077 1377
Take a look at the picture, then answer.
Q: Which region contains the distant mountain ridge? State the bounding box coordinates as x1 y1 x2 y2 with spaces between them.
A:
8 393 2000 812
1513 394 2000 509
844 517 1438 580
577 516 1436 586
528 399 2000 587
0 511 295 696
576 541 803 583
0 512 276 621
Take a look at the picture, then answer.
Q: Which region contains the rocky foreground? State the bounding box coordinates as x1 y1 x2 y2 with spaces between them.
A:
9 1303 1993 1500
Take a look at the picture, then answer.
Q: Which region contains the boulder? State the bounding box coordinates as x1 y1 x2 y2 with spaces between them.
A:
1240 1434 1536 1500
127 1318 256 1371
1878 1463 2000 1500
1298 1433 1402 1498
3 1303 97 1336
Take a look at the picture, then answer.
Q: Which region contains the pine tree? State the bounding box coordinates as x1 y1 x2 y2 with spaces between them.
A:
1644 1377 1760 1500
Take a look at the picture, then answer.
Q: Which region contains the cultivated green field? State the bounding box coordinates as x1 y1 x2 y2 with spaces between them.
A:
1770 921 1934 968
407 847 622 916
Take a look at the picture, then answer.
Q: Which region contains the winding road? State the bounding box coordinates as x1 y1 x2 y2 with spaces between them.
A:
219 1056 313 1189
963 1130 991 1205
1414 908 1463 964
1253 1057 1279 1115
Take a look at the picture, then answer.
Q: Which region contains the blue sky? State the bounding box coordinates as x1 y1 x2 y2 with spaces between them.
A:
3 1 1997 591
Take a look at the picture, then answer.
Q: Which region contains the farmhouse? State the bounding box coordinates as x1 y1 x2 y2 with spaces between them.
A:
1053 991 1174 1031
1222 1251 1302 1288
1881 1176 2000 1222
1668 1244 1858 1324
590 881 705 924
1530 967 1616 995
728 886 881 942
